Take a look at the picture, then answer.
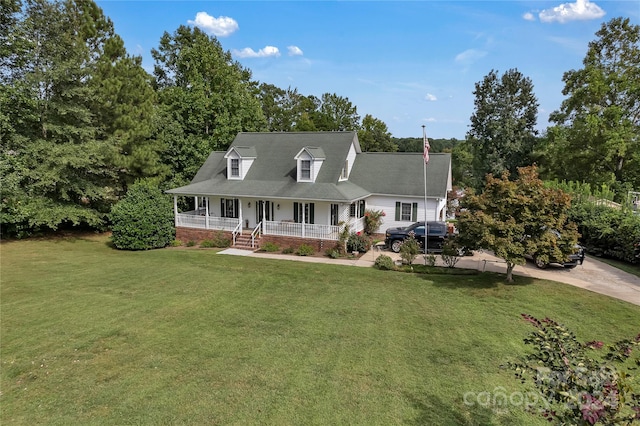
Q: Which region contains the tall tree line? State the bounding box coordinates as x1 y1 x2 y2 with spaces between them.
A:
457 18 639 194
0 0 394 237
1 1 638 236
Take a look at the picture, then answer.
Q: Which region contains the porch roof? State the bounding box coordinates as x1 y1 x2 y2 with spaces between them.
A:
167 175 370 202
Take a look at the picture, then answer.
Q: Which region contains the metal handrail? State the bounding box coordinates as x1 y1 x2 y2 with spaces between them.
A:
251 222 262 248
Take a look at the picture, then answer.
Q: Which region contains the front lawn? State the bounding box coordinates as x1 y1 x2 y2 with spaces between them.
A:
2 235 639 425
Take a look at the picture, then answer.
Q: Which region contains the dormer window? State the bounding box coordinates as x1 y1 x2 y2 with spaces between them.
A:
224 146 256 180
301 160 311 180
230 159 240 177
294 147 325 183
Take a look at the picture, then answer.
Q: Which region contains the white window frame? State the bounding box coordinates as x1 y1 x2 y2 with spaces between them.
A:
400 203 412 221
300 159 311 181
230 158 240 177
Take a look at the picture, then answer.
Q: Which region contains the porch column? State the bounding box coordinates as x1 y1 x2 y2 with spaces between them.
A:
173 196 178 227
239 200 244 231
194 196 198 212
302 203 306 238
262 201 266 234
205 197 209 229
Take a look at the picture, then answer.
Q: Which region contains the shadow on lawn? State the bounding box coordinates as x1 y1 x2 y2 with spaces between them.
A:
428 272 537 289
404 392 495 425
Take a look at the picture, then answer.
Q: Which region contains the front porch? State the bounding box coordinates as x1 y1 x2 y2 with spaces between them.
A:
175 210 364 242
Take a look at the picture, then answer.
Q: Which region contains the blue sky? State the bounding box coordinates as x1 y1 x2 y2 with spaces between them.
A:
96 0 639 140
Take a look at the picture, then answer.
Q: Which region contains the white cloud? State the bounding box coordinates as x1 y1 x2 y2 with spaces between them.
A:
287 46 303 56
188 12 238 37
522 12 536 21
454 49 487 65
539 0 605 23
425 93 437 101
233 46 281 58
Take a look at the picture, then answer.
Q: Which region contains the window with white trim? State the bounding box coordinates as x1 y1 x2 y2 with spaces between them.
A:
395 202 418 222
230 158 239 177
401 203 412 221
300 160 311 180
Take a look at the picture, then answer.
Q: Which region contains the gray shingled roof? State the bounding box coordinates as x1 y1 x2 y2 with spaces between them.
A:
350 152 451 198
229 146 257 158
167 132 451 201
298 147 326 159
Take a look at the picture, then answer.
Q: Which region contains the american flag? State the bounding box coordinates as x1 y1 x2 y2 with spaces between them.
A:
423 132 430 164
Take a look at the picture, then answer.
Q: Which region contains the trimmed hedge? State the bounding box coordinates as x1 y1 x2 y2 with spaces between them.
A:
110 180 175 250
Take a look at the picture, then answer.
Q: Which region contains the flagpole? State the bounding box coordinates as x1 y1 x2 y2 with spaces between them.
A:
422 125 429 261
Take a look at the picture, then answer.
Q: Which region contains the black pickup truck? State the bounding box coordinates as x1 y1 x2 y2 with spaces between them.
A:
384 221 450 253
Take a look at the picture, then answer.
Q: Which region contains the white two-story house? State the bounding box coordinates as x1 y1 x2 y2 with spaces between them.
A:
167 131 452 249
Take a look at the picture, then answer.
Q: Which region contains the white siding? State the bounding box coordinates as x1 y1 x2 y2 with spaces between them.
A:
340 143 357 181
365 195 446 231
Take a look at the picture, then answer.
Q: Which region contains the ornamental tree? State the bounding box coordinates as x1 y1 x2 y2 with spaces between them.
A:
511 314 640 425
456 166 579 282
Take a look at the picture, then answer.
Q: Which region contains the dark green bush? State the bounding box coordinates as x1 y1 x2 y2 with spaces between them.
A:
569 204 640 263
374 254 395 270
347 232 370 252
260 242 280 252
186 240 196 247
211 231 231 248
296 244 315 256
110 180 175 250
200 239 215 248
282 247 295 254
325 248 340 259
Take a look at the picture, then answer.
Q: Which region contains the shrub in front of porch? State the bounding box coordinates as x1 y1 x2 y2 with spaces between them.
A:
110 180 175 250
347 232 371 253
296 244 315 256
363 209 386 235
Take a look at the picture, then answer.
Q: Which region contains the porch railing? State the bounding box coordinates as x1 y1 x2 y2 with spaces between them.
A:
175 212 344 241
263 221 340 240
232 222 242 245
251 222 262 247
176 212 240 231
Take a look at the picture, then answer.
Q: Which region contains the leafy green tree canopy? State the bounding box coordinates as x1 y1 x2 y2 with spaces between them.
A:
546 17 640 190
467 68 539 190
457 166 578 282
152 25 266 150
358 114 397 152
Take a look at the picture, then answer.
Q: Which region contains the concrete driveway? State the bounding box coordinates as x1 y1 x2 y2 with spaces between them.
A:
405 250 640 306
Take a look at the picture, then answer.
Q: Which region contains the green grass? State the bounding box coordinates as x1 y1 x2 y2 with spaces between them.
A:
2 235 639 425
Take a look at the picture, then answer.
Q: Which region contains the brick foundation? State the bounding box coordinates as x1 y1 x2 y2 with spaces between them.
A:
175 227 339 252
175 227 233 244
260 235 339 252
